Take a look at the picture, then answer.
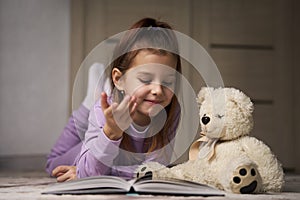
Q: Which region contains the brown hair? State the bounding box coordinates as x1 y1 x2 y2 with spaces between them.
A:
109 18 181 155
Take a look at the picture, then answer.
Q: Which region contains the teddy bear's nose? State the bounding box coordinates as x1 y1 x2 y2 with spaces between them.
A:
201 116 210 125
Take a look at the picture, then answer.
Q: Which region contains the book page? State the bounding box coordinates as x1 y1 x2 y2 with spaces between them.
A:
132 178 225 196
43 175 131 194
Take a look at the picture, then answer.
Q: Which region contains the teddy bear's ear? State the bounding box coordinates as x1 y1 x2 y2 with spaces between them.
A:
197 87 211 105
226 88 254 115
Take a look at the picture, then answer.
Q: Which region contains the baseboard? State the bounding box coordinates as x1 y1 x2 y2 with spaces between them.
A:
0 154 47 172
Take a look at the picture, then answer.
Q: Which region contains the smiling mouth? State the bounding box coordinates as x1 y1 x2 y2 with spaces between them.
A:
144 99 162 104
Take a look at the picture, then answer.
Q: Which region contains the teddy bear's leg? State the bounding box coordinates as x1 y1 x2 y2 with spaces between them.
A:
241 137 285 192
231 163 262 194
219 157 263 194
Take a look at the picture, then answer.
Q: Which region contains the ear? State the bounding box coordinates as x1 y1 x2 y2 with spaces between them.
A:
197 87 210 106
112 68 124 91
226 88 254 115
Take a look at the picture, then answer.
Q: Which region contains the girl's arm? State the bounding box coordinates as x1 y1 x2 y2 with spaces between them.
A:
75 102 122 178
46 104 89 175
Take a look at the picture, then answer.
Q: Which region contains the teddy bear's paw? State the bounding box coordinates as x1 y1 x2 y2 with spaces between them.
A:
134 162 166 180
230 164 262 194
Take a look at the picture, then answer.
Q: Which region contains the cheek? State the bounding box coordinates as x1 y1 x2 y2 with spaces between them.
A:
164 88 175 103
130 86 149 101
124 81 144 95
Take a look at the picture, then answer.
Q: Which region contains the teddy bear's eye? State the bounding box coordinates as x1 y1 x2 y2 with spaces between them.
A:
216 114 224 119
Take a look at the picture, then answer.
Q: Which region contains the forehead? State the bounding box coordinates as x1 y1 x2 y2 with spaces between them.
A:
126 62 177 78
130 50 177 70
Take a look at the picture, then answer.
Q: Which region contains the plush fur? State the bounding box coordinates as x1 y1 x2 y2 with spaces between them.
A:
135 87 284 194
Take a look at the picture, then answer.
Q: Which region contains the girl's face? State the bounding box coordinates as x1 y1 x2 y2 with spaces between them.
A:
113 50 178 126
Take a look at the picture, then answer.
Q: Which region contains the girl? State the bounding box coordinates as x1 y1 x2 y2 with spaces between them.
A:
76 17 182 179
48 17 182 181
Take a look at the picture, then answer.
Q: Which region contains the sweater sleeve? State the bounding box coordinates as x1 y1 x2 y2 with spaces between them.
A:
76 102 122 178
45 104 89 175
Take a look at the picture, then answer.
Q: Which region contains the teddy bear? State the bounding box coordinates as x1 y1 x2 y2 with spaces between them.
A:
135 87 285 194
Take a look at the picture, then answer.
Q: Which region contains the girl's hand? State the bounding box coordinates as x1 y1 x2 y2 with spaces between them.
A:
101 92 137 140
52 165 77 182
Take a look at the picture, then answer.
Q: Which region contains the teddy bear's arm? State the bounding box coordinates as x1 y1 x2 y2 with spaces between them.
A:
135 161 199 182
135 162 168 179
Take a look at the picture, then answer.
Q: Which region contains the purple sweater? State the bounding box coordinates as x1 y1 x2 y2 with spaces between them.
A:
46 100 177 179
76 100 176 179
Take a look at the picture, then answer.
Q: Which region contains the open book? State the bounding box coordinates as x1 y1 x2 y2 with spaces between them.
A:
42 174 225 196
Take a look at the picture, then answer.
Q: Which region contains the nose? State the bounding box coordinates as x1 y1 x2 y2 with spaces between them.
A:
201 116 210 125
151 83 163 95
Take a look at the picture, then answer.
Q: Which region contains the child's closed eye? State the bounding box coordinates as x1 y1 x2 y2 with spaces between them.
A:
138 78 152 84
162 81 174 87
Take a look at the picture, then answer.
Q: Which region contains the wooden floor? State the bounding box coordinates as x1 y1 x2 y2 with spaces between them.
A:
0 171 299 200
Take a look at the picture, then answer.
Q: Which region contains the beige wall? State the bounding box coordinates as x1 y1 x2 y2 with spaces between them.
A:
0 0 70 158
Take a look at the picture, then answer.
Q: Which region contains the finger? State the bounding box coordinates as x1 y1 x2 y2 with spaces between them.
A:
55 172 64 177
58 167 77 182
101 92 109 110
117 95 131 112
120 96 136 119
52 165 71 177
105 102 118 118
118 95 137 118
65 172 77 182
116 96 137 120
130 102 138 115
110 99 130 122
101 91 119 118
117 100 134 121
56 170 75 182
128 96 137 113
56 173 69 182
65 176 77 182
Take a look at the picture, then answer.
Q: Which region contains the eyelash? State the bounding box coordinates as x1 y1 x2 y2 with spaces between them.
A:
139 79 174 86
162 81 173 86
